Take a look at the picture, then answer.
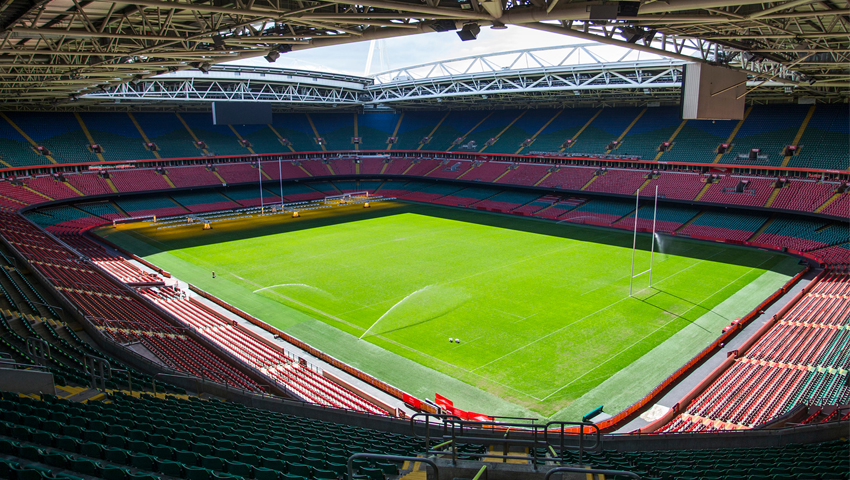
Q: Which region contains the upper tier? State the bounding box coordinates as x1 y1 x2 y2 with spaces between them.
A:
0 105 847 171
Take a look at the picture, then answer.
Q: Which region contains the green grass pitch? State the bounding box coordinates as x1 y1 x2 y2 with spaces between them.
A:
98 201 801 419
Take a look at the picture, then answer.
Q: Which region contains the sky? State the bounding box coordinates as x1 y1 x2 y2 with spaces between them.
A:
223 24 665 77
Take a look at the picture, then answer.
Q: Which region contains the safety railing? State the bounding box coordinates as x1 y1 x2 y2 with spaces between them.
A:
347 454 437 480
410 413 601 469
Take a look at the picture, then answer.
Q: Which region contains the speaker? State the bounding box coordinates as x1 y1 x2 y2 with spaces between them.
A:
588 4 618 20
457 23 480 41
212 35 225 49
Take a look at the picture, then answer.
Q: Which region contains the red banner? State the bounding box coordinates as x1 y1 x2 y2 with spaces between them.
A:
450 407 468 420
467 412 495 422
435 393 453 410
402 393 421 410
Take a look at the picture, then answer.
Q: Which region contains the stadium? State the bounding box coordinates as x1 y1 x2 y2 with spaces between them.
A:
0 0 848 479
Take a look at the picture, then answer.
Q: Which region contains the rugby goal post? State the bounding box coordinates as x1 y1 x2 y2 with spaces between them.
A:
629 185 659 297
323 191 370 204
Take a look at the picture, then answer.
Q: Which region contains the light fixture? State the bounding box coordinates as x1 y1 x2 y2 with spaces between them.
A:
265 50 281 63
197 62 211 73
490 22 507 30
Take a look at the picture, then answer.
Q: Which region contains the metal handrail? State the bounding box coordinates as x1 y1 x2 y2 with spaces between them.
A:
410 413 603 469
544 421 601 465
347 454 437 480
544 466 641 479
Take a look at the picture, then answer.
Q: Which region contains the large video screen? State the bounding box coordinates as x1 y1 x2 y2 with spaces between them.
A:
212 102 273 125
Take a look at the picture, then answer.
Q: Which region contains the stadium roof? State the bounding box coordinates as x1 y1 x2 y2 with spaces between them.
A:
0 0 847 107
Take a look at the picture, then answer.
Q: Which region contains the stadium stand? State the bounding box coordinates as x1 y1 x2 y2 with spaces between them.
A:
432 186 502 208
66 173 113 197
638 170 706 200
165 166 223 188
530 108 598 154
178 113 245 157
770 179 837 212
494 163 549 186
80 112 156 162
788 104 850 171
0 391 421 480
357 113 400 151
109 169 172 193
392 111 447 151
584 168 648 195
536 165 598 191
215 162 262 184
4 112 95 165
698 175 775 207
425 159 473 180
569 107 644 155
616 107 683 160
820 191 850 218
131 113 201 159
753 218 844 252
660 272 850 432
0 211 262 391
617 205 701 233
559 198 634 224
660 118 738 164
460 161 511 183
0 115 53 167
24 176 81 201
115 197 188 218
472 191 542 212
170 192 240 213
679 211 770 242
76 202 127 221
718 105 810 167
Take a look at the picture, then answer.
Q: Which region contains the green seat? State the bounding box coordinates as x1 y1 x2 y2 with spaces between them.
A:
129 452 157 471
184 466 212 480
103 447 130 465
225 460 253 477
17 444 41 462
200 455 225 472
238 452 259 466
235 443 256 455
42 451 70 469
302 456 324 469
170 438 190 451
31 430 56 446
256 448 279 460
126 440 149 454
147 434 168 446
313 467 337 480
150 444 175 460
126 473 161 480
100 465 130 480
262 458 287 472
360 466 386 480
190 442 213 456
280 475 309 480
69 457 100 476
11 466 47 480
128 430 148 441
83 430 104 443
326 462 347 476
280 453 300 464
288 463 312 478
103 434 127 449
175 450 199 467
213 448 237 462
253 466 278 480
156 459 183 477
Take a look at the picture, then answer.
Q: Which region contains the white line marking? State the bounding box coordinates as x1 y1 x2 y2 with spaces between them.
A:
539 258 773 401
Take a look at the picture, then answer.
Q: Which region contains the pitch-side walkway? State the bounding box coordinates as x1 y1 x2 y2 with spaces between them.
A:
614 264 821 433
121 256 418 418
